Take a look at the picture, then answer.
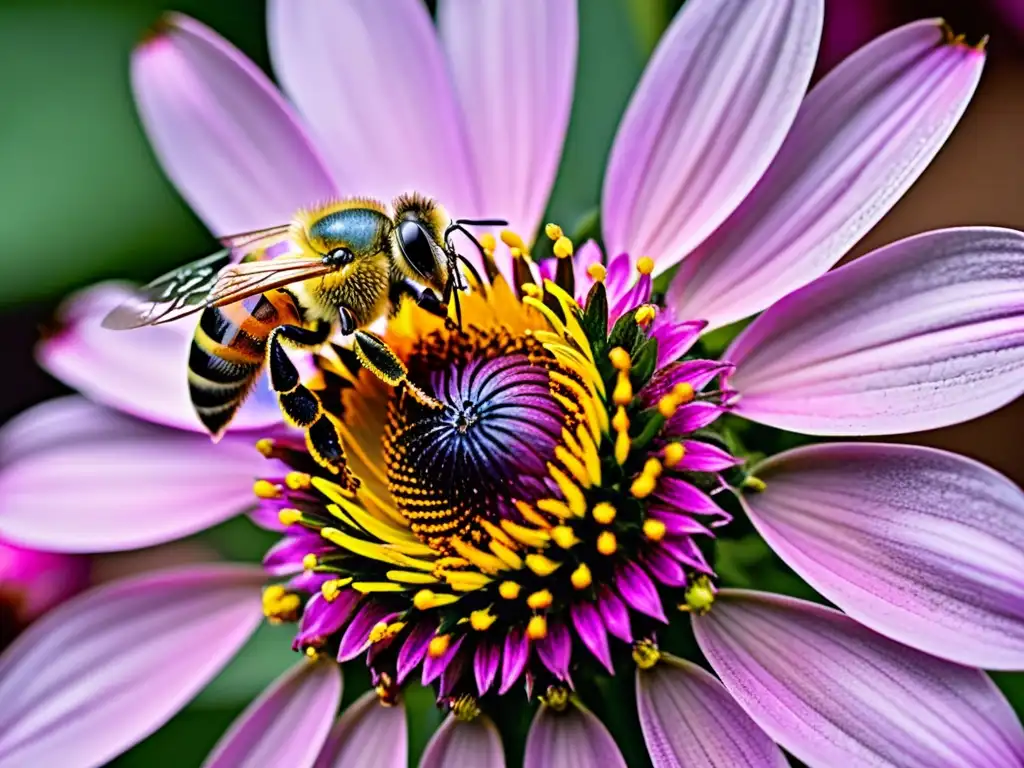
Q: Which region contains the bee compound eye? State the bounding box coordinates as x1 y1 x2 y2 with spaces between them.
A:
397 220 436 280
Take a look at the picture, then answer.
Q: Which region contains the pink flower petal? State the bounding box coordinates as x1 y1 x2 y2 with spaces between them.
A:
0 398 263 552
420 713 505 768
671 19 986 331
0 539 89 622
524 700 626 768
744 442 1024 669
314 691 407 768
132 13 335 236
694 590 1024 767
39 283 282 432
571 602 613 674
602 0 822 274
727 227 1024 435
0 565 264 766
438 0 577 241
267 0 477 215
204 660 341 768
636 654 785 768
475 641 501 696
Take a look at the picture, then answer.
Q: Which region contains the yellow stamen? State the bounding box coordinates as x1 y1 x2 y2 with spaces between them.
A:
452 694 481 722
553 236 574 259
527 589 553 610
479 233 497 252
522 282 543 299
321 578 352 602
612 406 630 433
501 229 528 255
414 589 438 610
592 502 616 525
527 615 548 640
609 347 631 371
278 508 302 526
501 519 551 548
555 446 591 489
631 473 657 499
615 431 631 465
632 639 661 669
352 582 406 594
537 498 574 520
525 554 562 577
285 471 311 490
643 518 667 541
544 223 564 241
450 537 508 575
672 382 695 404
262 585 301 623
587 263 607 282
368 621 389 644
597 531 618 555
489 540 524 570
428 634 451 658
543 685 570 711
663 443 686 468
255 438 275 457
636 256 655 275
550 525 579 549
643 458 663 477
305 647 319 660
385 570 437 585
302 553 318 570
658 394 682 419
570 563 592 590
743 476 768 493
635 305 657 328
548 465 587 517
253 479 282 499
499 581 521 600
444 571 493 591
513 501 554 530
613 371 633 406
470 609 497 631
681 576 716 615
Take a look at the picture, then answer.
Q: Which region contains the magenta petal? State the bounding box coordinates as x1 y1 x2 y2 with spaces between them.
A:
596 587 632 644
571 602 614 674
438 0 577 241
204 660 341 768
537 621 572 682
653 477 722 518
475 641 502 696
337 603 395 662
0 398 264 553
641 547 687 588
263 533 334 576
614 561 666 623
671 19 986 331
421 713 505 768
423 635 465 686
499 627 530 695
676 441 741 472
297 591 361 648
745 442 1024 669
314 691 407 768
38 283 282 431
268 0 477 215
640 360 731 406
663 402 725 436
133 13 335 236
573 241 605 302
397 621 436 684
0 565 263 766
603 0 822 274
637 655 785 768
694 590 1024 767
524 700 626 768
727 227 1024 435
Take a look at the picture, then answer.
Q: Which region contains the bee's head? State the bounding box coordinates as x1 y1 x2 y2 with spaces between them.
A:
392 193 449 290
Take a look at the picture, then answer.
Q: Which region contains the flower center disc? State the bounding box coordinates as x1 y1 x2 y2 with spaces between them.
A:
383 329 582 552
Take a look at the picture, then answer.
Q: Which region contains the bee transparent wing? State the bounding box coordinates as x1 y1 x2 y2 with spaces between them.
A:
206 258 336 307
219 224 292 256
101 250 234 330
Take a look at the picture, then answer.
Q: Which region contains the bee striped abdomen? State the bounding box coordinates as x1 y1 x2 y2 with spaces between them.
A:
188 294 284 437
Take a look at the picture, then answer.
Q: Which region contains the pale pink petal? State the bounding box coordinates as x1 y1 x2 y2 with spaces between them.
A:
671 19 986 330
420 713 504 768
314 691 406 768
727 227 1024 435
204 660 340 768
0 565 264 766
438 0 577 241
0 398 263 552
602 0 822 274
694 590 1024 767
132 13 335 236
637 654 785 767
268 0 477 214
743 442 1024 669
524 701 626 768
39 283 276 432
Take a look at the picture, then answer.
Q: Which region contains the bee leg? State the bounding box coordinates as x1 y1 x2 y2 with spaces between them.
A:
268 321 356 488
352 329 442 410
388 279 446 320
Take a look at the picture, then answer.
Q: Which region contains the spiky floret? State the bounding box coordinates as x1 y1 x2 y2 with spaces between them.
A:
255 227 740 717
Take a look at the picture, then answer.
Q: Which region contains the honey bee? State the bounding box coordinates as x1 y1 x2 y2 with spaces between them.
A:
103 193 504 481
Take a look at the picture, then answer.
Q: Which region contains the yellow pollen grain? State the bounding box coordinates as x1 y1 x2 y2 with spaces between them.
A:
527 615 548 640
305 647 319 660
587 263 607 282
278 508 302 526
413 589 437 610
636 256 655 275
255 438 275 457
571 563 592 590
658 394 681 419
643 518 667 541
631 473 657 499
321 578 351 602
643 458 663 477
368 621 389 644
615 430 631 465
253 479 282 499
635 305 657 327
428 634 451 658
672 382 695 404
527 589 553 610
501 229 528 255
545 223 564 241
499 581 521 600
663 443 686 468
286 471 311 490
592 502 617 525
613 371 633 406
553 236 574 259
525 554 561 577
302 553 318 570
609 347 631 371
471 609 497 631
597 531 617 555
551 525 578 549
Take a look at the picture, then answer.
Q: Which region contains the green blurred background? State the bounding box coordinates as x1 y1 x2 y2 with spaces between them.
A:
1 0 1023 765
